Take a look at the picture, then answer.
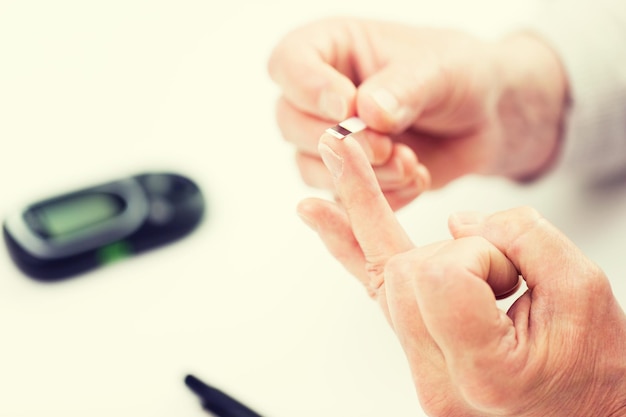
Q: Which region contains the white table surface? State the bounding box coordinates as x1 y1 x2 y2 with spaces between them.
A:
1 1 625 416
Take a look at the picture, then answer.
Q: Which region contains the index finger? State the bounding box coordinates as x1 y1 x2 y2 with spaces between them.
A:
267 19 357 121
318 131 414 267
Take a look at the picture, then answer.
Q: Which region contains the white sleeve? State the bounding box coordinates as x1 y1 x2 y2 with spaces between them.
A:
531 0 626 184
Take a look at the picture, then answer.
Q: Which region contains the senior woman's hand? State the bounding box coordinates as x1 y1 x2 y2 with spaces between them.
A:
297 131 626 416
269 18 568 210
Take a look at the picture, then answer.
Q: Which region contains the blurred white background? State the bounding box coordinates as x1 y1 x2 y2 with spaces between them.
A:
1 0 625 416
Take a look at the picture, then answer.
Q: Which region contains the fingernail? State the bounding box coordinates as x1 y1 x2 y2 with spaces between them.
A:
369 88 408 122
495 276 522 300
450 211 487 226
319 143 343 179
319 90 347 121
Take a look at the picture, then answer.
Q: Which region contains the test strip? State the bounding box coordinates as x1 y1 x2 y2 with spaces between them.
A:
325 117 367 139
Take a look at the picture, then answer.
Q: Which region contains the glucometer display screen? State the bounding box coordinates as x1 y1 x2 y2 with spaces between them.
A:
29 193 124 238
3 172 205 280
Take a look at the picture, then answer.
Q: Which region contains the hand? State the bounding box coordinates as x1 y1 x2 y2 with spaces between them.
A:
269 18 568 210
297 131 626 416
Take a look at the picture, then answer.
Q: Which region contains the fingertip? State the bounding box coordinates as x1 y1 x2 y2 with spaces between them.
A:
358 130 394 165
318 88 353 122
310 76 357 122
318 131 370 171
357 87 412 133
416 164 432 191
318 139 345 180
395 143 420 180
318 131 339 149
296 198 319 230
297 197 346 233
269 39 357 121
350 129 393 165
356 64 429 133
395 142 418 165
374 143 426 189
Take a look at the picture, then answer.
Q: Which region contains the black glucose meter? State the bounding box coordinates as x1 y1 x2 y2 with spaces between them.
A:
3 172 205 281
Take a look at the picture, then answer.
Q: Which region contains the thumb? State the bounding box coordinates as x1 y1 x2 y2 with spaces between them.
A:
356 60 448 133
448 207 606 305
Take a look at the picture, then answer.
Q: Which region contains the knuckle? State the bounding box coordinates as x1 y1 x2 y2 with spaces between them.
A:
366 250 417 292
415 259 454 284
365 260 386 291
492 205 542 228
385 248 449 286
512 205 542 221
383 253 410 280
492 206 545 255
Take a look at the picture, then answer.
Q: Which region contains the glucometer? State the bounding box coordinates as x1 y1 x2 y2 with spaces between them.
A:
3 172 205 281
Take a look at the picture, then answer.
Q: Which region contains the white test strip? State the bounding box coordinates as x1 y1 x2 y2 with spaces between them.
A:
325 117 367 139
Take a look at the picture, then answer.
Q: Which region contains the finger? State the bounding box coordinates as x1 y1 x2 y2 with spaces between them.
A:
297 159 430 213
447 207 604 295
295 152 335 190
383 174 429 212
276 98 334 156
372 142 416 186
297 150 406 193
268 20 358 121
296 198 398 318
297 198 370 288
317 132 414 280
396 129 493 189
390 237 519 390
276 97 394 164
373 148 431 211
296 148 430 202
445 212 523 300
356 59 451 133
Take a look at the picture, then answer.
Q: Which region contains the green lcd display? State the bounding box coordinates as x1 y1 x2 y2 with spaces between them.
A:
35 193 124 238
